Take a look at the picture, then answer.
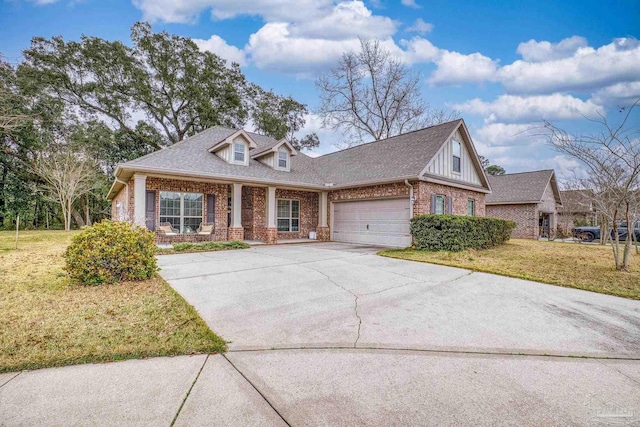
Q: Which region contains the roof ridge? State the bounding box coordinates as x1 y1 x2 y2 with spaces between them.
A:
489 169 554 178
313 119 462 159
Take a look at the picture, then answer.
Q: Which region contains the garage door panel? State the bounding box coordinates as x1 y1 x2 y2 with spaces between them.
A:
333 198 411 247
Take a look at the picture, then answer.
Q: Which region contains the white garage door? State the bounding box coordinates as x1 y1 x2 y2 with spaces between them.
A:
332 198 411 247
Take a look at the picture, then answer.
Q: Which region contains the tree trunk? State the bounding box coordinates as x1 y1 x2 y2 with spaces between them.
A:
611 209 621 270
0 164 7 226
71 208 85 228
621 201 632 271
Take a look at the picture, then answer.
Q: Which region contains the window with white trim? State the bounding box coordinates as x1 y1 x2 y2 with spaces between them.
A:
452 139 461 173
435 195 445 215
277 148 289 169
467 199 475 216
277 199 299 232
159 191 203 233
233 142 246 163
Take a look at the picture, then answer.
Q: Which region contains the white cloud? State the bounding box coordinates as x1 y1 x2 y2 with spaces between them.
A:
398 37 440 63
289 1 397 40
406 18 433 34
453 94 602 123
516 36 588 62
429 50 499 85
401 0 420 8
192 35 247 65
132 0 333 23
499 37 640 94
475 122 540 146
246 23 364 75
590 81 640 107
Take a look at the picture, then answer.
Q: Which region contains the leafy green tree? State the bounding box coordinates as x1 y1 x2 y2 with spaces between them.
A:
251 88 320 150
486 165 506 175
20 22 249 150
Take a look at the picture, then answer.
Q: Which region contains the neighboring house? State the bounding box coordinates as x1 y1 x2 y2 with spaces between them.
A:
558 189 598 234
486 170 563 239
108 119 491 247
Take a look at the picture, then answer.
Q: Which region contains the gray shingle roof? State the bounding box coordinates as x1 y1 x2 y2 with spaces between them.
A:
122 126 326 187
486 170 555 204
312 119 463 186
112 119 488 197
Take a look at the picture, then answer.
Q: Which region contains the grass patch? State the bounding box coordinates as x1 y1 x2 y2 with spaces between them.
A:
157 240 250 255
0 230 226 373
380 239 640 300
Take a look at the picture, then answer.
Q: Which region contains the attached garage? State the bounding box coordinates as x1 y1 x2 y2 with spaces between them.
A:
332 198 411 247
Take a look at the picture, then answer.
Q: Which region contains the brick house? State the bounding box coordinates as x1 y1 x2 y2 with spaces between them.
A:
486 170 563 239
557 189 598 234
108 119 491 247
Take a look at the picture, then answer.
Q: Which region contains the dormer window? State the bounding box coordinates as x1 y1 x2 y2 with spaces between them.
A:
277 148 289 169
233 142 246 163
452 140 461 173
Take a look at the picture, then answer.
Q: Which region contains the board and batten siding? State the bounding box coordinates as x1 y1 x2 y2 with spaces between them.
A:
424 130 482 186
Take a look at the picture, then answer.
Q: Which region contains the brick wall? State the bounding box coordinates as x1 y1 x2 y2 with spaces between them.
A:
275 189 319 239
486 203 538 239
242 186 267 241
414 181 486 217
145 177 230 241
110 180 134 221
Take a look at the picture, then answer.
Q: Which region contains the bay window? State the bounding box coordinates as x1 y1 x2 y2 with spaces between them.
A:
277 199 299 232
159 191 203 233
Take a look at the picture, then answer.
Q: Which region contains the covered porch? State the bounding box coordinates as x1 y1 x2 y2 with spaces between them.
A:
123 174 330 245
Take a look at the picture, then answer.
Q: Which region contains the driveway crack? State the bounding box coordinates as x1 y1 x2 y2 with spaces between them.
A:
302 265 362 348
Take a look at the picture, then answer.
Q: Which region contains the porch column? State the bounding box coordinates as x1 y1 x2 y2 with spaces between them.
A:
265 186 278 244
133 174 146 227
229 183 244 241
317 191 330 241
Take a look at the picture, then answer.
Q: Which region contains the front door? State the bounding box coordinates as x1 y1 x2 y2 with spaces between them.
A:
145 190 156 231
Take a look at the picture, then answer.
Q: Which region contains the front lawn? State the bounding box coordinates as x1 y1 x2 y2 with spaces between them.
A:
380 239 640 300
0 230 225 373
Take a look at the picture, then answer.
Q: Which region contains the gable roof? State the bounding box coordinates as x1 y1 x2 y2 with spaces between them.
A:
486 170 562 205
108 119 491 198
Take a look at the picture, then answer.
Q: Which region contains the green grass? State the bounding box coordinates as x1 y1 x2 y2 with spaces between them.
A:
156 240 250 255
380 239 640 300
0 230 226 373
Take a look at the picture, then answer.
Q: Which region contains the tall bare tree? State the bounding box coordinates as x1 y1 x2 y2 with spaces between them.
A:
33 147 99 231
316 38 457 146
545 100 640 271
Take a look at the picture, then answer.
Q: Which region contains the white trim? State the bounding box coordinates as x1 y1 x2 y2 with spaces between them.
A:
159 191 204 233
208 129 258 152
276 198 300 232
133 174 147 227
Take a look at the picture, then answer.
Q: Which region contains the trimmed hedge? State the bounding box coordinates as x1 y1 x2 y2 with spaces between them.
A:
65 221 158 285
410 214 516 252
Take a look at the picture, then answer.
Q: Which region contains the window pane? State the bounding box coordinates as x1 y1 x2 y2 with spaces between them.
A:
467 199 475 216
184 193 203 217
291 200 300 218
277 218 290 232
277 199 290 218
436 196 445 215
291 219 299 232
233 143 245 162
278 150 288 168
452 140 461 157
160 191 180 216
453 156 461 173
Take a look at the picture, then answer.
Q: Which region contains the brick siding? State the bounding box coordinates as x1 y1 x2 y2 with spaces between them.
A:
486 204 538 239
414 181 486 217
275 189 319 239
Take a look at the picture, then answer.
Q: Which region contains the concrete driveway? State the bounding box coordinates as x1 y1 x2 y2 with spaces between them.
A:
3 242 639 426
157 242 640 425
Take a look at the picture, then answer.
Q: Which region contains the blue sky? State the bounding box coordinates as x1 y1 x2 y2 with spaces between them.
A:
1 0 639 177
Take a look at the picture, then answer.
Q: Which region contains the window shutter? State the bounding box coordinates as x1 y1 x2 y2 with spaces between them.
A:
206 194 215 223
430 194 436 214
446 196 453 214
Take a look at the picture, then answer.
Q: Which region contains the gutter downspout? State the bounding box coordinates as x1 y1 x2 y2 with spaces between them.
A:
404 180 414 218
114 178 129 220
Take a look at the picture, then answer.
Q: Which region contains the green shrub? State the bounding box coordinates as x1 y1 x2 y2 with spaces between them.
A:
410 215 516 252
170 240 250 253
64 221 157 285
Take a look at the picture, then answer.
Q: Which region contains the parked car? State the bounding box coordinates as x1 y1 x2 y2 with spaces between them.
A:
572 222 640 242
